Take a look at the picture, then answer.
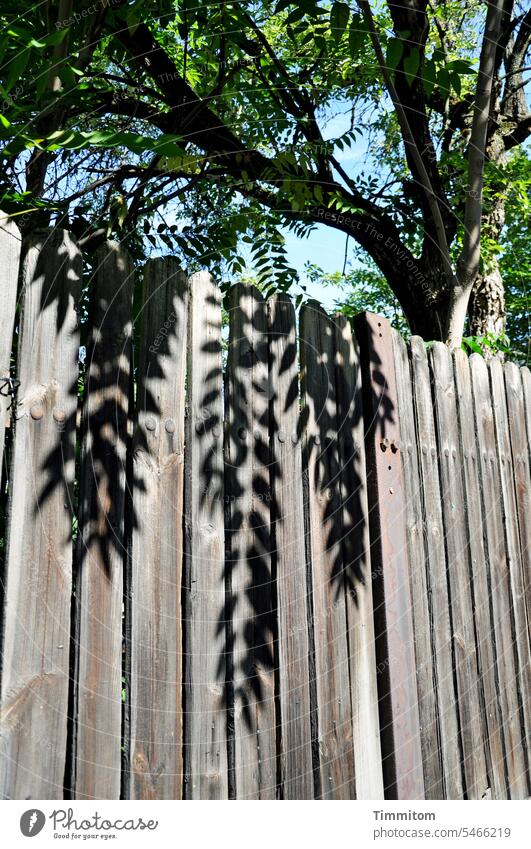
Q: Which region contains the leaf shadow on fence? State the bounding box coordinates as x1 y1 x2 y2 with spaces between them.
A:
222 285 276 795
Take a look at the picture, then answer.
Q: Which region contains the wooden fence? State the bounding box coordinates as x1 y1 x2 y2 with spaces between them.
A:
0 221 529 800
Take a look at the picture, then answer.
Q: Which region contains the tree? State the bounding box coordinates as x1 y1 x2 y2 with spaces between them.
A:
1 1 530 346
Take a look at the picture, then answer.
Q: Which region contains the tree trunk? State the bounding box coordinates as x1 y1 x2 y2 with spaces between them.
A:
468 263 506 337
467 132 507 338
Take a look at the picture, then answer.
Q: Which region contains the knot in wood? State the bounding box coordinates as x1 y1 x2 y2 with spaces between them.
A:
30 404 44 421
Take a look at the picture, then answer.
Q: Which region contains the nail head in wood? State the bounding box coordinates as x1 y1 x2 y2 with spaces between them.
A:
30 405 44 421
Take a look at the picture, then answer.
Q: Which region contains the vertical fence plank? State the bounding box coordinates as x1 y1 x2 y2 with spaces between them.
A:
225 284 276 799
355 313 424 800
409 337 463 799
504 363 531 628
469 354 528 799
0 230 81 799
453 349 507 799
504 363 531 622
184 271 228 799
129 258 188 799
300 303 355 799
430 342 489 799
522 367 531 459
489 359 531 778
335 315 383 799
523 366 531 639
0 214 21 479
268 293 313 800
74 242 134 799
392 332 443 799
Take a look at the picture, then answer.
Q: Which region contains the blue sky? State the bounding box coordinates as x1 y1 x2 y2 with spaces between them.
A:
282 224 349 310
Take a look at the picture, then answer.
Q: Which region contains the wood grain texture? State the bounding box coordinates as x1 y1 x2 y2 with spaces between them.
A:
335 315 383 800
505 363 531 630
225 284 276 799
522 367 531 461
409 336 463 799
0 214 21 479
355 313 424 800
469 353 528 799
74 242 134 800
268 293 314 800
453 349 507 799
300 303 355 799
430 342 489 799
392 332 443 799
183 272 228 799
0 229 81 799
489 358 531 788
129 258 188 799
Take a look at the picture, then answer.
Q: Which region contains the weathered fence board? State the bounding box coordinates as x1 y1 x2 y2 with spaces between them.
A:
469 353 528 799
0 230 81 799
0 222 528 804
489 359 531 775
183 272 228 799
504 362 531 629
522 367 531 459
409 336 463 799
430 342 489 799
335 315 383 800
300 303 355 799
355 313 424 800
453 349 507 799
74 243 134 799
0 214 20 480
268 293 314 800
393 332 444 799
225 284 276 799
129 258 188 799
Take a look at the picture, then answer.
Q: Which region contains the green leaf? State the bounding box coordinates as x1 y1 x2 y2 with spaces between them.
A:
348 14 367 54
437 68 451 95
386 38 404 72
5 49 30 93
403 47 420 84
422 58 437 98
450 71 461 96
446 59 474 74
330 2 350 41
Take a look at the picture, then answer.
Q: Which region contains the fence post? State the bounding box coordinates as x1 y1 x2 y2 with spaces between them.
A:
0 229 81 799
355 312 424 800
74 242 134 799
129 258 188 799
0 214 21 480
